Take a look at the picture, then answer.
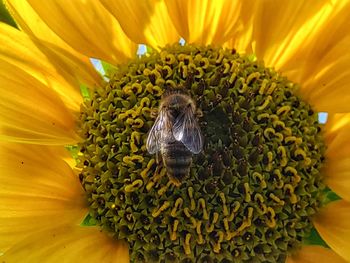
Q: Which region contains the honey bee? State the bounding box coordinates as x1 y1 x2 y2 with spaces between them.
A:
146 89 203 186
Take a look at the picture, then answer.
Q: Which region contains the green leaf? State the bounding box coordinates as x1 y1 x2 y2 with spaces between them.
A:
323 187 341 205
101 60 118 78
80 84 91 101
303 227 329 248
146 45 153 54
0 0 18 28
247 53 257 62
65 145 80 164
80 213 97 227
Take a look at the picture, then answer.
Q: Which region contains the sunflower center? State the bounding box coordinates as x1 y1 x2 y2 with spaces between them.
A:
77 44 326 262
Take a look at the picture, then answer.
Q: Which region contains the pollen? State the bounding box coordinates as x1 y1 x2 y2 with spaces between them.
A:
77 44 326 262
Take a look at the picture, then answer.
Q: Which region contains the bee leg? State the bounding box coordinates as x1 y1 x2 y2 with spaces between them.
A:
156 152 160 164
154 165 160 176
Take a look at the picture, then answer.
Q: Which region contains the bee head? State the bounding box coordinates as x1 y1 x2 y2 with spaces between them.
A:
161 88 196 119
167 103 181 119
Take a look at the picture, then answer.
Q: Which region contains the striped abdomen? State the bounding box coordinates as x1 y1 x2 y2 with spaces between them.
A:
161 141 193 186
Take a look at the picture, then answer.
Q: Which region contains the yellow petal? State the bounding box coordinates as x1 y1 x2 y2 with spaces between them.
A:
286 245 347 263
298 39 350 113
278 1 350 82
0 143 87 252
165 0 241 45
101 0 179 49
323 114 350 201
5 0 102 93
226 0 327 57
1 226 129 263
248 1 330 68
234 0 350 112
25 0 137 64
6 0 77 51
0 59 78 145
223 0 255 54
324 113 350 140
313 200 350 262
0 22 84 112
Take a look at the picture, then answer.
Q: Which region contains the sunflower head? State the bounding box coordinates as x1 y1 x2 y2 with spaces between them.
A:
78 44 326 262
2 1 350 262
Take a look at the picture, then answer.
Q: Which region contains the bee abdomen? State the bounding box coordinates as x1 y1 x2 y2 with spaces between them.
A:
162 142 192 183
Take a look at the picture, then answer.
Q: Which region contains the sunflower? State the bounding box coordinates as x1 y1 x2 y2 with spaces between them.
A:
1 0 350 262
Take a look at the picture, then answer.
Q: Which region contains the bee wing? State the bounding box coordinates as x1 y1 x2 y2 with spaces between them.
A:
146 109 171 154
173 107 203 154
146 113 163 154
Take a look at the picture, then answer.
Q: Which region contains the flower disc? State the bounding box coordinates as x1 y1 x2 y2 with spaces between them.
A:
78 44 326 262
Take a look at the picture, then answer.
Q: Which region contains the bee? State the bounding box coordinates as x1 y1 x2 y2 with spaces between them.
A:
146 89 203 186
